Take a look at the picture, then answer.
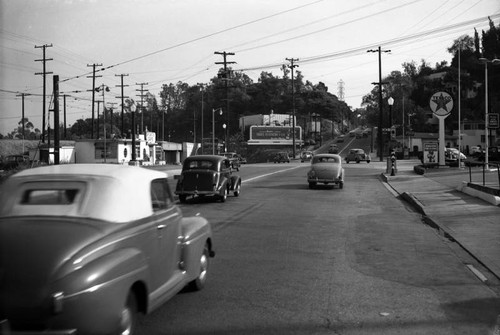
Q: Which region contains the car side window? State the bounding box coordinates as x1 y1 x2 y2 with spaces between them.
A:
150 178 173 212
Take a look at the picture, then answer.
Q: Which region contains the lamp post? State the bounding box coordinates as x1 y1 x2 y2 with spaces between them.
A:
212 108 222 154
388 97 394 148
387 97 394 128
478 57 500 167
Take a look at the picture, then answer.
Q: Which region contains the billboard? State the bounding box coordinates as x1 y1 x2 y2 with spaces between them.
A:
248 126 302 145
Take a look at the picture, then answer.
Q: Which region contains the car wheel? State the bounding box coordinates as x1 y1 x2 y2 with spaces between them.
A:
233 182 241 197
308 182 316 189
345 159 349 164
339 181 344 189
119 292 138 335
356 159 360 163
179 195 187 203
189 243 210 291
367 160 371 163
219 188 227 202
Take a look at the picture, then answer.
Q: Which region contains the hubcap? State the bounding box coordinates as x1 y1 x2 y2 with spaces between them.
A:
199 253 208 283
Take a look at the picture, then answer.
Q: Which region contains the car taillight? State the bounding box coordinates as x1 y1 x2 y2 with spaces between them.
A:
52 292 64 314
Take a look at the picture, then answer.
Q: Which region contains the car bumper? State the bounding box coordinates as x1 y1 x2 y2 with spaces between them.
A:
0 320 76 334
308 177 341 184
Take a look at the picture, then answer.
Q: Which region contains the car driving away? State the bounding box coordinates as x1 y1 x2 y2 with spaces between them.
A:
221 152 241 171
0 164 215 335
345 148 371 163
175 155 242 203
307 153 344 189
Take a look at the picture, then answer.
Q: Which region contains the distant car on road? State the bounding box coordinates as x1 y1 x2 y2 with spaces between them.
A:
274 152 290 163
328 144 339 154
300 150 313 162
345 148 371 163
221 152 241 171
0 164 215 335
307 153 344 189
337 135 345 143
175 155 242 203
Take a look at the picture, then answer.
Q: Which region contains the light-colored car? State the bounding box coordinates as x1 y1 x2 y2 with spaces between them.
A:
307 153 344 189
345 148 371 163
300 150 313 162
0 164 215 335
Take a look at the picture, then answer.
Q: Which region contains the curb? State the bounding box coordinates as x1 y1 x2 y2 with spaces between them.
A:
456 182 500 206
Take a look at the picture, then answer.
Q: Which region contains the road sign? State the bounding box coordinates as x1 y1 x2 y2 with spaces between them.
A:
429 92 453 117
488 113 499 129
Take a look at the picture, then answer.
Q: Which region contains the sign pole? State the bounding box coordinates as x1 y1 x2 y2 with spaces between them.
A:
429 92 453 167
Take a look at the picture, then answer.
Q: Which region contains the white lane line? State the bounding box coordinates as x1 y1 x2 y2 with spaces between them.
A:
243 165 302 184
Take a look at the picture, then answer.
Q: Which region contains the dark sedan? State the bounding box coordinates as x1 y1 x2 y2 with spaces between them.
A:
175 155 242 203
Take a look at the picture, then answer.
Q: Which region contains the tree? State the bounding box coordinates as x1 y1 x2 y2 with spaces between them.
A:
8 118 41 140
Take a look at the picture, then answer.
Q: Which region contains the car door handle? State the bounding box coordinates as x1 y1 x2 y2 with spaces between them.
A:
157 224 166 230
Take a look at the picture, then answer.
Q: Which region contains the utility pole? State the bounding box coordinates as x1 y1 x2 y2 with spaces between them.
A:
286 57 299 158
337 79 345 134
53 75 60 164
115 74 129 137
215 51 236 152
35 43 53 143
16 93 30 153
62 94 67 139
367 46 390 161
96 100 102 138
136 83 149 133
87 63 103 139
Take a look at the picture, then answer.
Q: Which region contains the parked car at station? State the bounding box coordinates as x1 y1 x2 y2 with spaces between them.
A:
175 155 241 203
307 153 344 189
0 154 29 171
0 164 215 335
345 148 371 163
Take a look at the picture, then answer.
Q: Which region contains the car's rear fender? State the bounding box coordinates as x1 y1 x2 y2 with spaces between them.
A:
179 217 214 282
229 175 241 190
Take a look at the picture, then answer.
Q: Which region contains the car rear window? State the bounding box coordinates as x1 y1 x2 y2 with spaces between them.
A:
21 189 80 205
185 160 215 170
313 156 339 163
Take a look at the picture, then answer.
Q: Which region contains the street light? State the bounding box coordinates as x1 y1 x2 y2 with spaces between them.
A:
478 57 500 167
212 108 223 154
387 97 394 128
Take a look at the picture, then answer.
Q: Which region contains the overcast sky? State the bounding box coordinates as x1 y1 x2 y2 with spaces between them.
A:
1 0 499 136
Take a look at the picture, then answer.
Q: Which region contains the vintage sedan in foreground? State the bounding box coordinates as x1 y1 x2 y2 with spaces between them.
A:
345 148 371 163
307 153 344 189
0 164 215 335
175 155 242 203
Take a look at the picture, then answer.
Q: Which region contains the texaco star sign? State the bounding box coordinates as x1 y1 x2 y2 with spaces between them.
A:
429 91 453 117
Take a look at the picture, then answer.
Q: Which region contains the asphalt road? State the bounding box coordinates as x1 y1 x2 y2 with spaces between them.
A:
143 161 499 335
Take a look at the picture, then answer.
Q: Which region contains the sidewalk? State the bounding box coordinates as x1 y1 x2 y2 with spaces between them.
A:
381 159 500 280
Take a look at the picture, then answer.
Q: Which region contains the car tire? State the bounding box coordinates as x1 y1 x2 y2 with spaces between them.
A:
345 159 349 164
219 188 227 202
179 195 187 203
119 292 138 335
367 160 371 163
188 243 210 291
339 181 344 189
309 182 316 189
233 182 241 197
356 159 360 163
